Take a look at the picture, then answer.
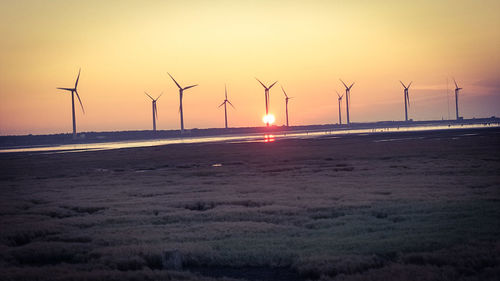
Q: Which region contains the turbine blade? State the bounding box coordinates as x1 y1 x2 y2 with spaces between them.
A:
407 93 411 108
453 78 458 89
281 86 288 98
183 84 198 90
155 103 159 120
408 81 413 88
400 80 407 88
75 90 85 114
227 100 235 109
57 87 74 91
339 79 348 89
225 84 228 100
167 73 182 89
75 68 81 89
336 90 341 98
145 92 154 100
268 81 278 89
156 92 163 101
255 78 267 89
348 82 355 90
218 101 225 108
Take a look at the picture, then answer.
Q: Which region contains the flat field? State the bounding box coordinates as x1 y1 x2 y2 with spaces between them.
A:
1 128 499 281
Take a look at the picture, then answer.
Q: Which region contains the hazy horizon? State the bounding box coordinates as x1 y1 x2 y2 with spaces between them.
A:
1 0 499 135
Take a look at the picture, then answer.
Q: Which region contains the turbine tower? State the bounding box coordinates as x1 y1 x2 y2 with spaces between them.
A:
400 81 412 121
453 79 462 120
255 78 277 126
281 86 293 127
168 73 198 133
145 92 162 132
57 68 85 139
336 91 344 125
340 79 355 124
218 84 235 129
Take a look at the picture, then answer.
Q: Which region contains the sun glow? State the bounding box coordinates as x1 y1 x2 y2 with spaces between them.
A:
0 1 498 135
262 114 276 125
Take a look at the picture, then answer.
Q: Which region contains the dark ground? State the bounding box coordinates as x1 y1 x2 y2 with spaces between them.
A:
0 127 499 280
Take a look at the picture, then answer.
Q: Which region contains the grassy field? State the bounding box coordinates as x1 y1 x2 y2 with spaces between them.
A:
0 128 499 280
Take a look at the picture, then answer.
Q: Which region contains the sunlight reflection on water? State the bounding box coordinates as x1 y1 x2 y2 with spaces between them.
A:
264 134 275 143
0 123 497 154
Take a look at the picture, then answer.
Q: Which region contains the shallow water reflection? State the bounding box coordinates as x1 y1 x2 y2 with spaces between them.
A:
264 134 275 143
0 123 497 154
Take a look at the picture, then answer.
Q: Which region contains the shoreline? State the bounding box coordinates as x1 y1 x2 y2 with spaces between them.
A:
1 120 499 154
1 117 498 149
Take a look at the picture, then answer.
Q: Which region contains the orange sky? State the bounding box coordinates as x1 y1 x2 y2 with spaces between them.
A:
0 0 499 135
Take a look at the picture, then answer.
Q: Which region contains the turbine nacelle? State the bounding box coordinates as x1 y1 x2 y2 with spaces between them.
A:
281 85 293 101
145 92 163 102
168 72 198 92
400 80 412 90
144 92 163 120
167 72 198 132
340 79 355 91
453 79 462 92
56 68 84 137
399 81 412 108
56 68 85 114
219 85 235 109
145 91 162 121
336 90 344 101
256 78 278 91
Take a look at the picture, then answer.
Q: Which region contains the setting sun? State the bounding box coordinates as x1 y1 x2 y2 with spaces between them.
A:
262 114 276 125
0 1 499 135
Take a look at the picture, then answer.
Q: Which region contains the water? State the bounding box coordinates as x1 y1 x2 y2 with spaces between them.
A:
0 123 497 154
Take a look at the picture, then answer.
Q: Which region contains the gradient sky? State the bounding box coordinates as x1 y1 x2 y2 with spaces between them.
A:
1 0 499 135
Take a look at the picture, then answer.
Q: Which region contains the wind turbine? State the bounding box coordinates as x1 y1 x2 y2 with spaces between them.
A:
340 79 355 124
281 86 293 127
145 92 162 132
400 81 412 121
256 78 277 126
57 68 85 139
336 91 344 125
453 79 462 120
218 84 235 129
167 73 198 133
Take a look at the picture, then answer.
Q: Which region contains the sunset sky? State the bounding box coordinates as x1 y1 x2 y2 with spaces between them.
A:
1 0 499 135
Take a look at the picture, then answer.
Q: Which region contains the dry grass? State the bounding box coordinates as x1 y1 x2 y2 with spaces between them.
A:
0 128 499 280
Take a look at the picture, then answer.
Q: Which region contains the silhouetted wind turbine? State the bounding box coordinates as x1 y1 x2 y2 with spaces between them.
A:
281 86 293 127
256 78 277 126
336 91 344 125
57 68 85 139
218 84 235 129
340 79 355 124
400 81 412 121
453 79 463 120
145 92 162 132
168 73 198 133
